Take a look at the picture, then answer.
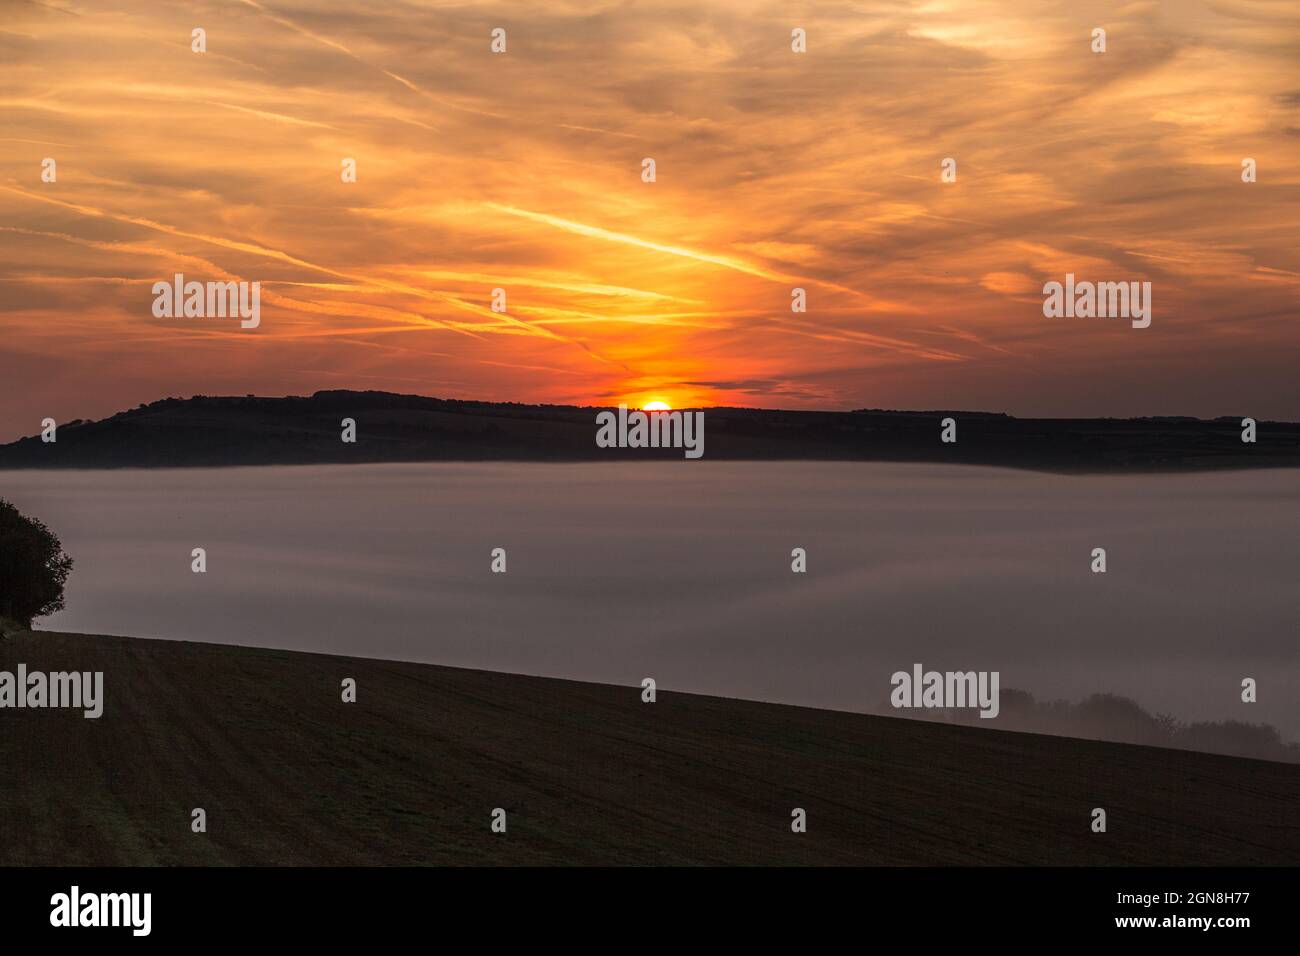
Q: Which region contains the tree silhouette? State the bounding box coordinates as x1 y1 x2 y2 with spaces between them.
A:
0 499 73 632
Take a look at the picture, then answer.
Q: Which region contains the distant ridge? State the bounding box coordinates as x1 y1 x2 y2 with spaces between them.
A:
1 389 1297 472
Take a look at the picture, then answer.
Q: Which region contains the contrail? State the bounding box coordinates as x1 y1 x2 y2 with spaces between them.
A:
486 203 894 304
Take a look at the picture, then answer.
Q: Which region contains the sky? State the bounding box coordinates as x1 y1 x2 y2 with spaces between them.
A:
1 0 1298 441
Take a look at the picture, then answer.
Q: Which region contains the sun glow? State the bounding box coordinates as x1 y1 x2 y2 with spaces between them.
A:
642 400 672 411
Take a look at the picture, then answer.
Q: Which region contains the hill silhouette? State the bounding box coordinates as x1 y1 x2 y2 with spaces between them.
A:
2 390 1297 471
2 630 1296 865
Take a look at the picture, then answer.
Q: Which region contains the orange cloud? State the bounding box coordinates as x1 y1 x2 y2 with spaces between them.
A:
1 0 1298 440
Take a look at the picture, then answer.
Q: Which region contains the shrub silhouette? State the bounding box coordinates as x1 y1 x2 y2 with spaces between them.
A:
1175 720 1286 762
0 499 73 632
907 686 1298 763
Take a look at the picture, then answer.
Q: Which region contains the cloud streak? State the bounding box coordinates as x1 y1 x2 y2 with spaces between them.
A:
0 0 1297 437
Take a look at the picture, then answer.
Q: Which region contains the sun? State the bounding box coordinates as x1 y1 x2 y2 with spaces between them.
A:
642 400 672 411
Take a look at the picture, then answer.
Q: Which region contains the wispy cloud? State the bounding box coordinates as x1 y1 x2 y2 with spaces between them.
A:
0 0 1297 436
